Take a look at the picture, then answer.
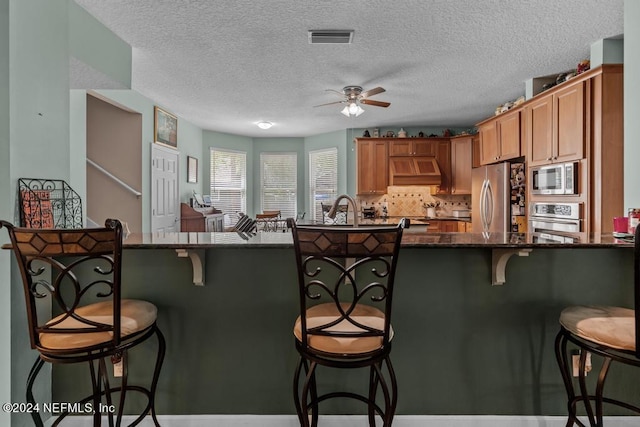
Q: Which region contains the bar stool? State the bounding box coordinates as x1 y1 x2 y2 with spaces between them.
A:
554 225 640 426
1 219 165 427
289 219 407 426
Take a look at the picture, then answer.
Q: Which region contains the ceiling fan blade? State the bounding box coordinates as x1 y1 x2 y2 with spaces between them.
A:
325 89 346 97
313 100 345 108
360 99 390 108
360 86 385 98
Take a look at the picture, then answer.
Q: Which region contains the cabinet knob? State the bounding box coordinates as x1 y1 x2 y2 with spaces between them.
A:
552 156 558 160
547 157 552 161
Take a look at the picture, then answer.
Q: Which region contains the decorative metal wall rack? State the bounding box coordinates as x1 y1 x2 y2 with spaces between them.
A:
18 178 83 229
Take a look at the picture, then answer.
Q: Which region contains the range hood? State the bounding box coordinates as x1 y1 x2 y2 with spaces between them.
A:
389 156 442 186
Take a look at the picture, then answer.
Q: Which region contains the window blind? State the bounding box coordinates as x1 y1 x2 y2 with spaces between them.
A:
210 148 247 226
260 152 297 219
309 148 338 221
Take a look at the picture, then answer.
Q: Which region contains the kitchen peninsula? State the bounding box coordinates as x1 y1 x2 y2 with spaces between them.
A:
47 229 638 419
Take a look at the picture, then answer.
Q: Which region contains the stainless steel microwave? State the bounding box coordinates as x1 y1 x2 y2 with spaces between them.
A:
531 162 578 195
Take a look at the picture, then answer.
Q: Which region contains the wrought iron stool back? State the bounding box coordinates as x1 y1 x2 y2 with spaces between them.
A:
554 225 640 426
290 219 406 427
1 219 165 427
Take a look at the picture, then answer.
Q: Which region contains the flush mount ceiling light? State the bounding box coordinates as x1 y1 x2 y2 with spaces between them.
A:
257 121 273 130
341 101 364 117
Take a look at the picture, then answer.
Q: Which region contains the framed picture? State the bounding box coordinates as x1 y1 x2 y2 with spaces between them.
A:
154 106 178 148
187 156 198 183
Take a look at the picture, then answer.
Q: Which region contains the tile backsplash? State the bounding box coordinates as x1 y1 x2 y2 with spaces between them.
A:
358 186 470 217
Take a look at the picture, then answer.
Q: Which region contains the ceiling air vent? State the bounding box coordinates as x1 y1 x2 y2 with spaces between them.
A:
308 30 354 44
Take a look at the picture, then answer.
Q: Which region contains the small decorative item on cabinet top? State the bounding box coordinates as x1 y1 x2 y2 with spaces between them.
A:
373 128 380 137
398 128 407 138
363 129 370 137
386 130 395 137
418 131 424 137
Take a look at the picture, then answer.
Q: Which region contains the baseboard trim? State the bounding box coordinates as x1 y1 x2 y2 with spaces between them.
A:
50 414 640 427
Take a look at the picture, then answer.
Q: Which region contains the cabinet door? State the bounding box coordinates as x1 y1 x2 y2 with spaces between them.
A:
413 140 437 156
435 140 451 194
388 140 412 156
357 141 373 194
479 121 499 165
371 141 389 193
357 140 388 194
451 137 472 194
442 221 459 232
426 220 441 233
497 110 521 160
555 82 585 162
472 135 481 168
526 95 554 167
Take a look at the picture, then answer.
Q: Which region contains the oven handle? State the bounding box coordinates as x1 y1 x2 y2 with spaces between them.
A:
531 219 581 226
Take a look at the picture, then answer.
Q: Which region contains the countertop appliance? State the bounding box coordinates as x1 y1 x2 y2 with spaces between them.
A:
528 202 582 243
362 207 376 219
531 162 578 195
472 162 526 233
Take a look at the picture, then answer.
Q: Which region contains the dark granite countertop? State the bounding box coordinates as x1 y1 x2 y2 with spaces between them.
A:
121 231 633 249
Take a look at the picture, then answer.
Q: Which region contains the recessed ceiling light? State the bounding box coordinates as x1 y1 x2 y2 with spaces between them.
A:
257 121 273 130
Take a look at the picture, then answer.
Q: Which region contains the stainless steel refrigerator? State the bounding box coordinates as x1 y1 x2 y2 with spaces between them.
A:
471 163 527 233
472 163 510 233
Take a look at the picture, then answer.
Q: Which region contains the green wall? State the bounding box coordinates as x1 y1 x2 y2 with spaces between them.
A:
0 0 10 424
68 0 131 89
5 1 71 425
624 0 640 211
51 246 638 416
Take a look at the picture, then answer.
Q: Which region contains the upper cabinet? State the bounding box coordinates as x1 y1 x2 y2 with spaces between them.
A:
451 136 473 194
434 139 451 194
478 109 521 165
526 80 585 167
356 139 388 195
389 139 436 156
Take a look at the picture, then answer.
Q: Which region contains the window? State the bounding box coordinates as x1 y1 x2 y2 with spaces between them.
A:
309 148 338 221
260 152 297 219
210 149 246 226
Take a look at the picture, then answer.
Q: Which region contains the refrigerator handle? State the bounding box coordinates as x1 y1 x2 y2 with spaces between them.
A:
480 179 488 231
486 179 494 228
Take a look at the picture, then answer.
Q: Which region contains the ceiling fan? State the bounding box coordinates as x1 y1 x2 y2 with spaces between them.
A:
314 86 390 117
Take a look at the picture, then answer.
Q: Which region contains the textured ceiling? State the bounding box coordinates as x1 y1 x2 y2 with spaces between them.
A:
73 0 624 138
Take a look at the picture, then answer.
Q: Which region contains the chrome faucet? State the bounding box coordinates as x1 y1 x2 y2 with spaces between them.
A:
327 194 359 227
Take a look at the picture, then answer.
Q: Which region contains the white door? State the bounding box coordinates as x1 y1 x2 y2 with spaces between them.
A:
151 145 179 232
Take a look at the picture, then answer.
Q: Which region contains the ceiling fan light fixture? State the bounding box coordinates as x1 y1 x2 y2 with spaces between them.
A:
342 102 364 117
257 121 273 130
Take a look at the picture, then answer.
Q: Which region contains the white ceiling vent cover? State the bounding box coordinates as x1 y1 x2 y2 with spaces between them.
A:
308 30 354 44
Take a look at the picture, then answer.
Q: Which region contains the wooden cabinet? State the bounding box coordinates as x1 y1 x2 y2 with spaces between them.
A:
181 203 224 232
434 140 451 194
472 134 481 168
389 139 436 156
478 109 521 165
356 139 388 195
526 80 585 167
427 220 464 233
451 136 472 194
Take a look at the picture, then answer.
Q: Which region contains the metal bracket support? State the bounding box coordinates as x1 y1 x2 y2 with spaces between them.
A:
491 248 533 285
175 249 205 286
